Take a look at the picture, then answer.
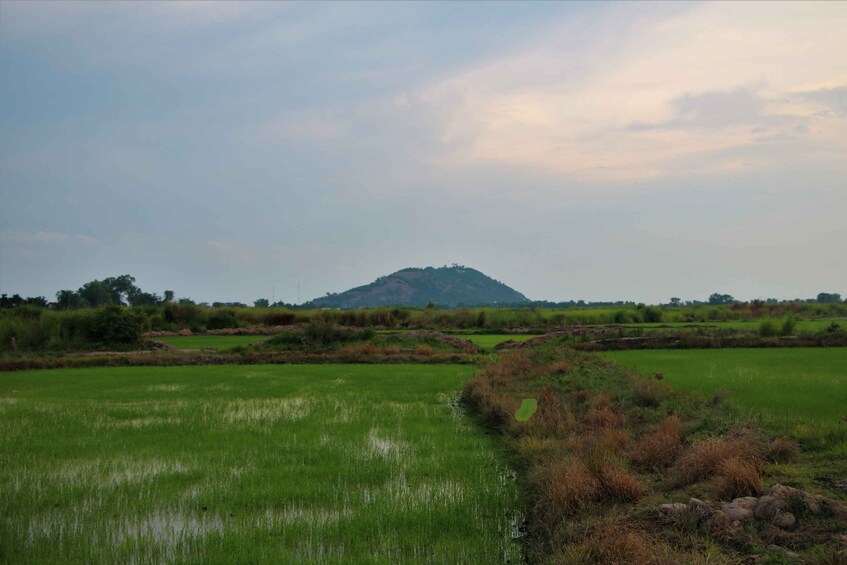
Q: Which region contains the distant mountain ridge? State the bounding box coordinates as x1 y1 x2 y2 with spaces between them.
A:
307 265 530 308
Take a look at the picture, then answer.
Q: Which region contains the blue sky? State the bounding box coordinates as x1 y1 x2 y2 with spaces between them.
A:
1 1 845 304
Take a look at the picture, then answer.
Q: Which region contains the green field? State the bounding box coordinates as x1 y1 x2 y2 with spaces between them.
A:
605 348 847 450
462 334 535 351
156 335 266 351
0 365 521 563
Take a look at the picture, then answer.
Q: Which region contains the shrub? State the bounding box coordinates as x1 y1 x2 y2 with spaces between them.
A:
758 319 778 337
207 309 238 330
780 315 796 336
90 306 145 347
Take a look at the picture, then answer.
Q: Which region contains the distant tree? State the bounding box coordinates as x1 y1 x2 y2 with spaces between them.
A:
24 296 48 308
708 293 736 306
104 275 137 304
162 290 175 303
817 292 842 304
669 297 681 307
254 298 270 308
78 281 115 307
56 290 87 310
128 291 161 306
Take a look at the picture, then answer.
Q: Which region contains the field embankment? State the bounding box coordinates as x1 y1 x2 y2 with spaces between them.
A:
462 346 847 563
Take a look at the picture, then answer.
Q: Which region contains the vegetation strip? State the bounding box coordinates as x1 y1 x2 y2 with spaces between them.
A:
462 344 847 563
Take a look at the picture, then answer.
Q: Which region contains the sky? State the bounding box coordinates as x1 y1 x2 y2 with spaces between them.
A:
1 1 845 305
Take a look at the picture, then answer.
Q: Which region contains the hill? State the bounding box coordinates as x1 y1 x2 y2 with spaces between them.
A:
307 265 530 308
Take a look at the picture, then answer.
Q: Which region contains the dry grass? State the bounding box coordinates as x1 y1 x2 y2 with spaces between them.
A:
600 461 646 502
530 385 575 436
485 351 534 384
671 435 764 486
628 415 683 469
767 437 801 463
583 406 627 430
709 456 764 499
414 344 433 356
630 377 673 408
534 459 600 519
572 522 655 565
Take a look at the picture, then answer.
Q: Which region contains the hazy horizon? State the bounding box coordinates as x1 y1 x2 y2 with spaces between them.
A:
2 1 845 305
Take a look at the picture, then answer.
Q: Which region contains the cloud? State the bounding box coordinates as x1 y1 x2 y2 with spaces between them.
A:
794 85 847 117
405 2 847 182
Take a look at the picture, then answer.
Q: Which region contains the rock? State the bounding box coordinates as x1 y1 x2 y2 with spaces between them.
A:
659 503 688 514
178 328 193 336
722 497 757 521
773 512 796 530
687 498 715 522
754 495 786 520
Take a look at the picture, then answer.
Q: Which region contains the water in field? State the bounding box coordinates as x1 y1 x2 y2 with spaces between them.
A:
0 365 522 564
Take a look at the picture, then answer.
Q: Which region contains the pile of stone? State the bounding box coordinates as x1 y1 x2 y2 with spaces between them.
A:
658 484 847 531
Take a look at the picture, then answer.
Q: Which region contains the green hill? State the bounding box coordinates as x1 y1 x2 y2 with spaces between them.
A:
308 265 530 308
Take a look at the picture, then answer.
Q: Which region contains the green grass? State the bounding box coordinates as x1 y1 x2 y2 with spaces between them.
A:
0 365 521 564
605 348 847 457
156 335 267 351
463 334 535 351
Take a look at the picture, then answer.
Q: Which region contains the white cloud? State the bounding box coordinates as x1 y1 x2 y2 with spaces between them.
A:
411 2 847 181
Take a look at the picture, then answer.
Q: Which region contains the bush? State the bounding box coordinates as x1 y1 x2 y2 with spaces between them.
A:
90 306 145 347
758 319 778 337
207 309 237 330
780 315 796 336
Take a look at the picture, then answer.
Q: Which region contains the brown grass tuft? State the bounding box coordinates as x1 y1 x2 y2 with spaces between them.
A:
630 377 673 408
414 344 433 356
671 435 763 486
583 406 627 430
628 415 683 469
534 459 601 519
577 523 654 565
570 389 590 405
767 437 801 463
600 461 646 502
531 385 575 436
485 351 534 384
709 456 764 499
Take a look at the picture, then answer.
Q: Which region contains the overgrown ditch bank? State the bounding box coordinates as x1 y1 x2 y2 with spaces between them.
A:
462 342 847 563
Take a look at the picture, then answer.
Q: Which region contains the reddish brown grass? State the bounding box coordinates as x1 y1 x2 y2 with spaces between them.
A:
671 435 763 486
767 437 801 463
630 377 673 408
535 459 601 519
531 385 575 436
600 461 646 502
577 522 655 565
485 351 535 384
414 344 433 356
583 406 627 430
628 415 683 469
709 456 764 499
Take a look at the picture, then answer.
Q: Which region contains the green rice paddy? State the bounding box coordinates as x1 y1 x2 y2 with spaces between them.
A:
0 365 521 564
605 348 847 454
